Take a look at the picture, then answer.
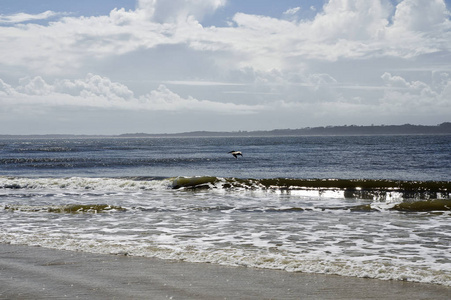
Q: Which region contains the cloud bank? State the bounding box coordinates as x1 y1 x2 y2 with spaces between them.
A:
0 74 263 113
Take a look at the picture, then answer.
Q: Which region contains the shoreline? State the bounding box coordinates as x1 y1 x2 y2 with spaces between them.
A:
1 244 450 299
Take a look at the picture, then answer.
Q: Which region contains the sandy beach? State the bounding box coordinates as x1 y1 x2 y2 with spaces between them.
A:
0 244 449 299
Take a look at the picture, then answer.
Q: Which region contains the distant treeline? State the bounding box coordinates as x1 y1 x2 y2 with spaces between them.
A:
121 122 451 137
2 123 450 139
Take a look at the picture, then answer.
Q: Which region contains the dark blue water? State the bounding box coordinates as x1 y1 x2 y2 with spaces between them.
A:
1 135 450 181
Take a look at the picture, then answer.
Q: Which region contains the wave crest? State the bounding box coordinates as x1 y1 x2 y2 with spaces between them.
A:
1 176 450 212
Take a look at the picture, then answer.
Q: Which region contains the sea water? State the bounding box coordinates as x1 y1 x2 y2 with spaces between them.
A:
0 135 450 286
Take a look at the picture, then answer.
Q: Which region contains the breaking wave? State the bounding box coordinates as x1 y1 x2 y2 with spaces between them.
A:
2 176 450 213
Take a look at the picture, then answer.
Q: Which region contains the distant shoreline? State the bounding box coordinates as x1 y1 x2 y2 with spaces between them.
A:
1 122 450 138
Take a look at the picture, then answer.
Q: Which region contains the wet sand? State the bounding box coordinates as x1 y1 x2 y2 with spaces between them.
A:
0 244 450 299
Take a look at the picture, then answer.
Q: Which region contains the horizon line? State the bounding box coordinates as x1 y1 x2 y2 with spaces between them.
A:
1 122 450 137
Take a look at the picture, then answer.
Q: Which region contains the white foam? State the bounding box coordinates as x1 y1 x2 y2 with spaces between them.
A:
0 176 173 192
1 176 450 287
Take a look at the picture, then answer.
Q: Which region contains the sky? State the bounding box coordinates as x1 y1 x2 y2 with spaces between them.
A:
0 0 451 134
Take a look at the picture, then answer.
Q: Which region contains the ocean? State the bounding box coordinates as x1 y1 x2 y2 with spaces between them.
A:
1 135 450 286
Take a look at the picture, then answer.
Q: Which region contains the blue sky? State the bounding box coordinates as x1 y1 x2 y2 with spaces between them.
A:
1 0 319 19
0 0 450 134
1 0 135 15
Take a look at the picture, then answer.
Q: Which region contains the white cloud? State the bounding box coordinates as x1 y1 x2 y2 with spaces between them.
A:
380 72 450 112
283 7 301 16
56 73 135 101
0 74 263 114
138 84 263 112
391 0 449 32
382 0 451 57
0 10 59 24
0 7 183 73
381 72 440 98
184 0 451 71
137 0 227 23
310 0 392 41
0 79 16 96
17 76 55 96
308 74 338 86
1 0 450 75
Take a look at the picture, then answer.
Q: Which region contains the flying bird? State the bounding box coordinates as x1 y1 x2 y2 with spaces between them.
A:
229 151 243 158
